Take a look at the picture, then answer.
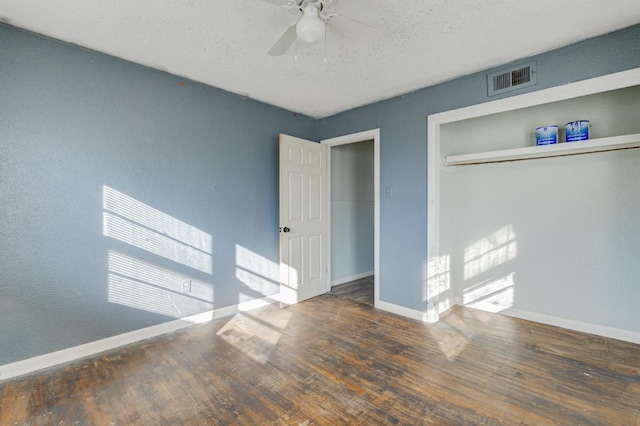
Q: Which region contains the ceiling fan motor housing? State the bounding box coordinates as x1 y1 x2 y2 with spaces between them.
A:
296 4 325 44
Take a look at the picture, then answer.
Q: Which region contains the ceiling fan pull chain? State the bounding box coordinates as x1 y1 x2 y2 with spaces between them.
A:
323 28 328 63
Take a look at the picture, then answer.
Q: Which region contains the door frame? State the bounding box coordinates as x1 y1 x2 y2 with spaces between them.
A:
321 129 380 307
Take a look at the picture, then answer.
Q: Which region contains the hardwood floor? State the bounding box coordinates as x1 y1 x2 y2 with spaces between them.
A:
330 275 374 306
1 296 639 425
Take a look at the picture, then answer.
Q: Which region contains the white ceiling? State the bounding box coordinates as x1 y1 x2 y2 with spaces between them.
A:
1 0 639 118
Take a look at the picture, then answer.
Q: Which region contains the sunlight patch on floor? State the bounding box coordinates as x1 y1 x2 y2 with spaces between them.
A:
217 309 291 364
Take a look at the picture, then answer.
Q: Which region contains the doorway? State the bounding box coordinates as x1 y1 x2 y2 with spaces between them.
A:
321 129 380 307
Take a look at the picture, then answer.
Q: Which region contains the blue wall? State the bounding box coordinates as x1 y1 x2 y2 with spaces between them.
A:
319 24 640 312
0 24 316 365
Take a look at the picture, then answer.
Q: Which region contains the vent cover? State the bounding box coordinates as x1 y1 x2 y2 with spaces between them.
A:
487 61 537 96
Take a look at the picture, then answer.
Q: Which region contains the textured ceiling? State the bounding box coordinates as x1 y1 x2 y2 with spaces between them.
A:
1 0 639 117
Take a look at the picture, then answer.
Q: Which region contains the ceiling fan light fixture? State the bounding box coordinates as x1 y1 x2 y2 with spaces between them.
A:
296 5 325 44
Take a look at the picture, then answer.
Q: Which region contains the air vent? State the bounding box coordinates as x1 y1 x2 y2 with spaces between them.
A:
487 61 537 96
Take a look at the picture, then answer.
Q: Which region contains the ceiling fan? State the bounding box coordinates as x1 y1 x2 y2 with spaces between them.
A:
263 0 379 56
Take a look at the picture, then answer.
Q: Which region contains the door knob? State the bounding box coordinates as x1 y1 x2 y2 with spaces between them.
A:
283 227 291 233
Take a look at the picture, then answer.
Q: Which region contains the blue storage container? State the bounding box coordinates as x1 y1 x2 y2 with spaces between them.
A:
536 125 558 145
566 120 590 142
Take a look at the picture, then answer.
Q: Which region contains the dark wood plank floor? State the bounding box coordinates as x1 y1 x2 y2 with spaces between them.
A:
330 275 374 306
1 296 639 425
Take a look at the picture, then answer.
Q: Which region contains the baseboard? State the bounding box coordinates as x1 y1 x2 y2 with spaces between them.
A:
500 307 640 345
376 300 428 322
0 295 279 382
331 271 374 287
378 297 640 345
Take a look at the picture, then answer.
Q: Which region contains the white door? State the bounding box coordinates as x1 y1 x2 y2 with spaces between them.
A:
279 134 328 305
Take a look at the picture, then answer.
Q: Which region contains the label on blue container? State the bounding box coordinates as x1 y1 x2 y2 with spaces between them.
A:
536 126 558 145
566 120 590 142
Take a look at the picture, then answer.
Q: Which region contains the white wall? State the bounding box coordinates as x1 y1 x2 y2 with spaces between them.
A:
331 140 374 284
440 84 640 333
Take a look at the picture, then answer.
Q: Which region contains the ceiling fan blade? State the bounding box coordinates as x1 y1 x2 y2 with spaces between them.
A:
327 14 381 43
268 25 297 56
263 0 298 7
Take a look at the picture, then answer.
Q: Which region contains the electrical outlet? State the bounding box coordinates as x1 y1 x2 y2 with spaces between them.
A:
182 279 192 294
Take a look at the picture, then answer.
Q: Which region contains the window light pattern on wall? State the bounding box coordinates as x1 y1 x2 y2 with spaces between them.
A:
462 225 518 313
463 273 515 313
235 244 280 305
425 254 451 322
108 251 214 318
102 185 214 317
103 185 212 274
464 225 517 280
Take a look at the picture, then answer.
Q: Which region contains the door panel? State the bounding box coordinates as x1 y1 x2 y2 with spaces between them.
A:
287 236 303 288
308 175 322 221
288 172 303 221
308 234 322 281
279 134 328 305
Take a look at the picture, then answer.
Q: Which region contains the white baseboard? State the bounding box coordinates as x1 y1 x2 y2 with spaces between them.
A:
376 300 429 322
501 307 640 345
378 297 640 345
0 295 279 382
331 271 374 287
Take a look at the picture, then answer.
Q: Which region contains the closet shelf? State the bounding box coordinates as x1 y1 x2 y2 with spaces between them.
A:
444 133 640 166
